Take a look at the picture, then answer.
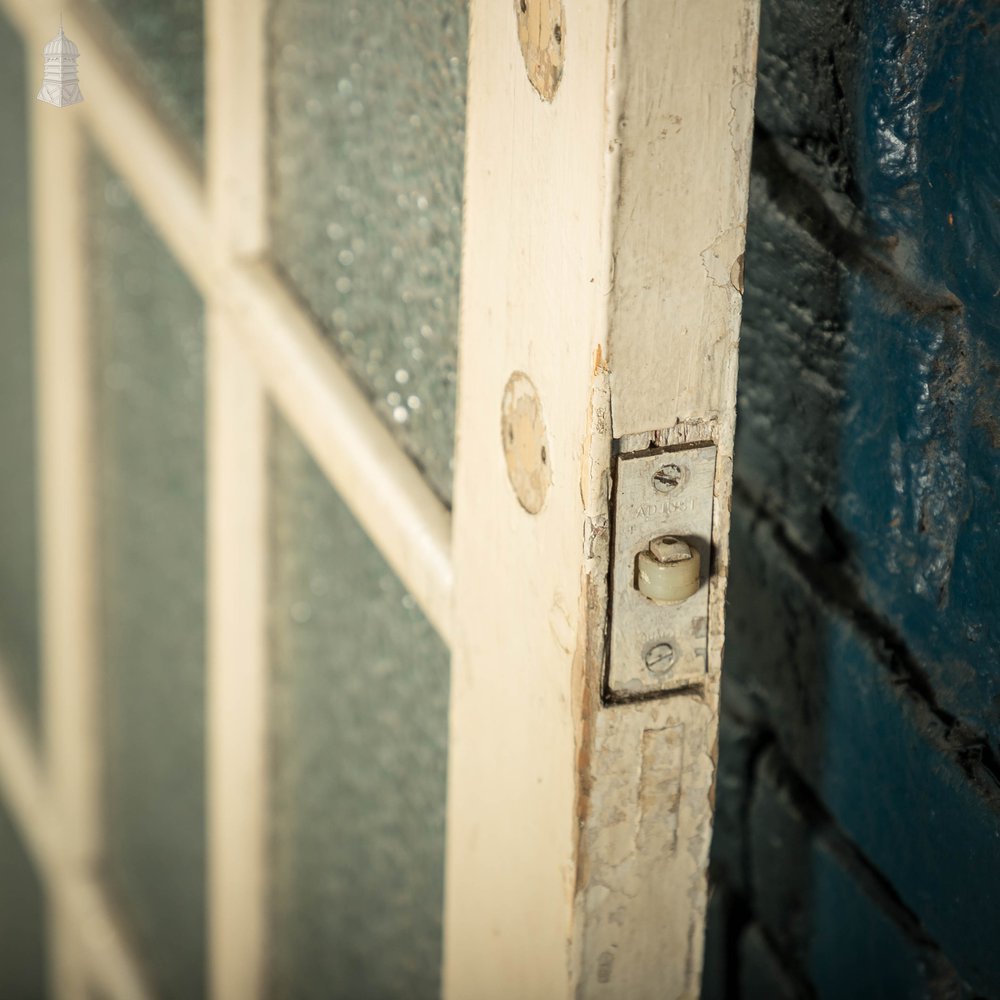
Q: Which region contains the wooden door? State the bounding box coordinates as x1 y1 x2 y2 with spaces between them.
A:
0 0 759 997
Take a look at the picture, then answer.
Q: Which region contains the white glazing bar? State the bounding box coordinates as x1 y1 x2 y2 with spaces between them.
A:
13 0 212 289
219 260 455 644
207 0 267 259
29 19 99 997
206 319 268 1000
206 1 270 995
72 876 155 1000
16 8 160 998
2 0 454 647
0 665 52 873
0 668 154 1000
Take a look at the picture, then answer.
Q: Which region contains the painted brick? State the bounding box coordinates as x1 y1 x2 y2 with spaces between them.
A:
738 0 1000 748
709 704 763 896
738 923 802 1000
716 0 1000 993
752 0 861 197
701 884 740 1000
739 158 1000 748
722 504 1000 995
739 261 1000 747
847 3 1000 711
748 747 963 1000
856 0 1000 259
735 170 851 564
833 277 1000 742
817 618 1000 996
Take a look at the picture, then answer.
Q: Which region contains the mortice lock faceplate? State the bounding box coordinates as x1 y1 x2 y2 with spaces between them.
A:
606 442 717 700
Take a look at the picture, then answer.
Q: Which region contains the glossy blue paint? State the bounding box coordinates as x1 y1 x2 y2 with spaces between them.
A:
820 612 1000 993
709 0 1000 994
718 504 999 992
749 749 954 1000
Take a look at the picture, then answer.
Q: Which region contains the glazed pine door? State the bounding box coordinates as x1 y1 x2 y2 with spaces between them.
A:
447 4 759 996
0 0 759 997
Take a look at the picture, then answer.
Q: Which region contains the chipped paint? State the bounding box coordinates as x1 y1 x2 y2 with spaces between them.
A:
514 0 565 102
500 370 551 514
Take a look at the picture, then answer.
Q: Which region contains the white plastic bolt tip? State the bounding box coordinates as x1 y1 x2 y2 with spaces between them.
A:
635 535 701 605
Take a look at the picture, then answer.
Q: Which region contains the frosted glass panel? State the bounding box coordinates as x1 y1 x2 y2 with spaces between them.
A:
82 0 204 155
268 413 450 999
0 10 39 730
89 154 206 1000
0 798 46 999
269 0 468 503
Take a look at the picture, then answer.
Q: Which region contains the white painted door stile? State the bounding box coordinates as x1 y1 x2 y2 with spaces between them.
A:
446 0 760 996
0 0 760 994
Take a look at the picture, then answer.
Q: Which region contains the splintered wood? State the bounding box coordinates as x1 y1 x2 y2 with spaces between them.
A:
514 0 565 101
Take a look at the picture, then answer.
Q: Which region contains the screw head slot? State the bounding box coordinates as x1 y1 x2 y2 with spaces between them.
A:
652 463 684 493
643 641 676 674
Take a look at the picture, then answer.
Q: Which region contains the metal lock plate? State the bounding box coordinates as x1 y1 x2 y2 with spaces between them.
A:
606 443 716 699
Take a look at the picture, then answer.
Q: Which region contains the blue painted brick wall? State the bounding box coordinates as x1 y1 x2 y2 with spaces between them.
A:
748 747 960 999
707 0 1000 996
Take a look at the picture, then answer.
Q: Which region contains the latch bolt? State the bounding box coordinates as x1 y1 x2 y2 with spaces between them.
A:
635 535 701 604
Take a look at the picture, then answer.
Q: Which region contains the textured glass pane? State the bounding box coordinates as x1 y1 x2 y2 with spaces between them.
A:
268 412 450 999
269 0 468 504
89 154 206 1000
0 798 46 999
0 10 40 729
82 0 204 156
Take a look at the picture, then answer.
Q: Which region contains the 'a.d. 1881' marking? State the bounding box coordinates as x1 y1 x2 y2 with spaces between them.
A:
638 497 696 518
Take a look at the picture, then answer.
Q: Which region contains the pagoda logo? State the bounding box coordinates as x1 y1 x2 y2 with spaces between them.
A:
37 20 84 108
